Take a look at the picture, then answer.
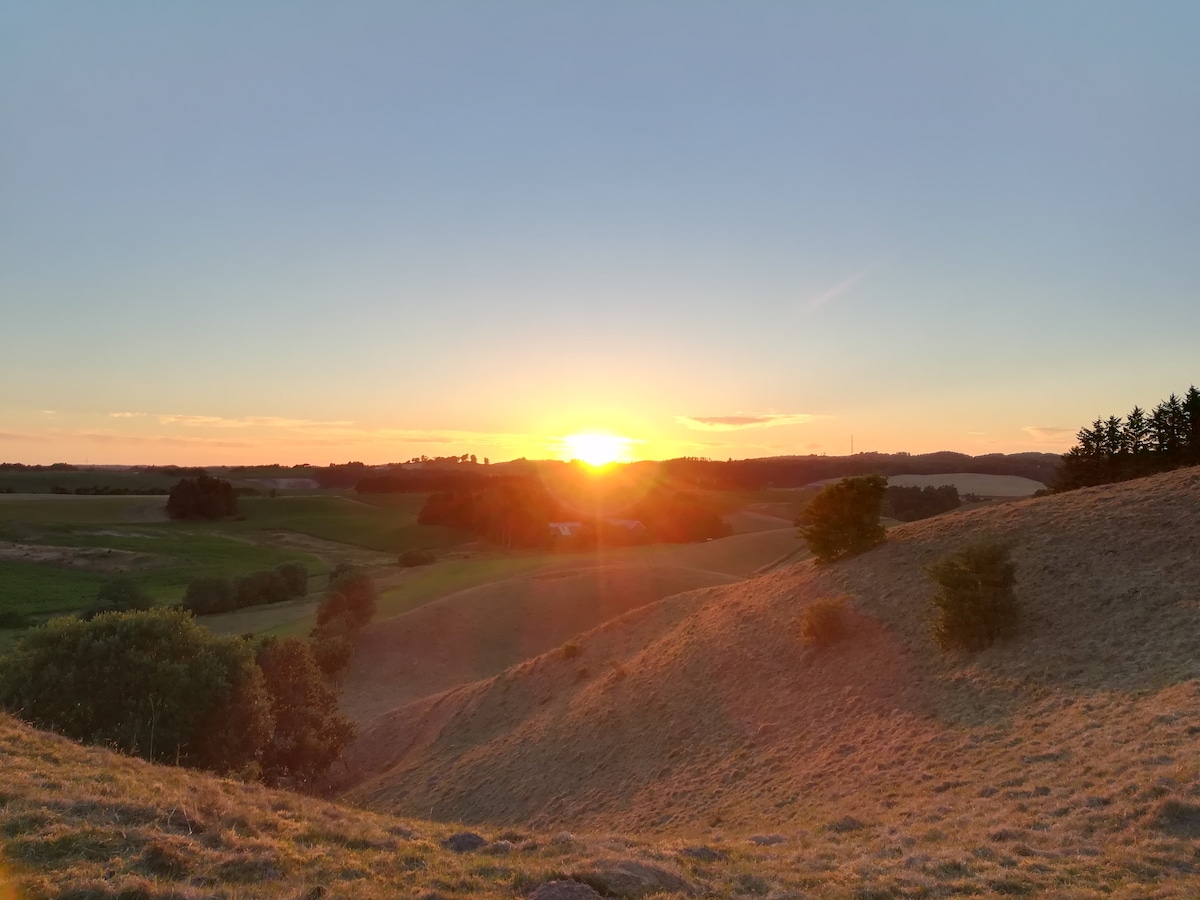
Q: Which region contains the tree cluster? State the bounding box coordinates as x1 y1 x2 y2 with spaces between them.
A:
182 562 308 616
0 608 353 786
885 484 961 522
309 566 378 677
417 476 731 549
166 475 239 520
1056 386 1200 490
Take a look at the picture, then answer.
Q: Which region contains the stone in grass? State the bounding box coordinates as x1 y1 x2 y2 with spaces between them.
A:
529 881 605 900
680 845 730 862
441 831 487 852
747 833 787 846
577 859 698 898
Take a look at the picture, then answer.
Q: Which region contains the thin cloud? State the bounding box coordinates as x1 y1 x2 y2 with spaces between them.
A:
111 412 354 429
675 413 817 432
1023 426 1076 441
805 255 891 311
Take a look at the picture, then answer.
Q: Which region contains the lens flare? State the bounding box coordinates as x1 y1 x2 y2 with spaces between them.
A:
561 433 632 467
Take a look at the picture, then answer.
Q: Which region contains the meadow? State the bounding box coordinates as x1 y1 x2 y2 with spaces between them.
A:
0 490 472 635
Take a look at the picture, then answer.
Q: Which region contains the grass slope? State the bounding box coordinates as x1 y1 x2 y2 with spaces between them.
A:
1 714 896 900
336 467 1200 897
341 562 741 723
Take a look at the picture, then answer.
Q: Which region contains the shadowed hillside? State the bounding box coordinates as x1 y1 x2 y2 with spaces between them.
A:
335 468 1200 894
338 526 802 723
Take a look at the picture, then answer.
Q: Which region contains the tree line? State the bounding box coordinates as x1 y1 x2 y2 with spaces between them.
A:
1056 386 1200 490
416 476 731 548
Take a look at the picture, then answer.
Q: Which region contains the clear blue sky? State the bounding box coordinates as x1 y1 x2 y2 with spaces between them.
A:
3 1 1197 464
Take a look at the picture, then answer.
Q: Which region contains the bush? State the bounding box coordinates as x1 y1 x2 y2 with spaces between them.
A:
255 637 355 785
399 549 436 568
233 570 291 609
0 608 271 771
800 596 850 647
182 576 236 615
276 562 309 598
927 539 1018 651
798 475 887 562
317 567 377 630
310 615 355 677
86 577 154 618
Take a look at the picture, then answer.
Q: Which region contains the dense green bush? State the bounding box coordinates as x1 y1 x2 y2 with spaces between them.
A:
276 561 309 597
233 570 291 609
182 576 237 615
317 567 377 629
0 609 355 785
85 577 154 618
310 615 355 677
255 637 355 785
800 596 850 647
798 475 888 562
0 608 270 770
927 540 1018 651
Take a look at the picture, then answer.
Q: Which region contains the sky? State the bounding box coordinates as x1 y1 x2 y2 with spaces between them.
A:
2 1 1198 466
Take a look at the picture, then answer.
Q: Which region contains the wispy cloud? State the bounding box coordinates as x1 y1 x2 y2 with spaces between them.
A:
1022 425 1076 441
805 255 891 312
110 412 354 430
675 413 817 432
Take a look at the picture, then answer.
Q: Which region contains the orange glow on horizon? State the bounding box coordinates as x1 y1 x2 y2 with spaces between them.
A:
560 432 634 467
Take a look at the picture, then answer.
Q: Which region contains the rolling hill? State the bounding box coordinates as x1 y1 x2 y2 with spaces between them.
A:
331 467 1200 895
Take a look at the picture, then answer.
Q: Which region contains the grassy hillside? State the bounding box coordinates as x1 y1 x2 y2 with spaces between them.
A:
1 713 903 900
334 467 1200 897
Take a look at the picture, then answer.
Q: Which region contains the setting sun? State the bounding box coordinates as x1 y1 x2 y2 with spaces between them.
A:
561 432 633 467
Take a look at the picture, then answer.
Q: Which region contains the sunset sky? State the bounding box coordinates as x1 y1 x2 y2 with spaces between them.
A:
3 2 1198 466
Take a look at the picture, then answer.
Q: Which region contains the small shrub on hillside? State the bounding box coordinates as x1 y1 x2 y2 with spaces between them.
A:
927 539 1018 651
801 596 850 647
399 549 436 568
400 549 439 571
798 475 887 562
560 640 581 660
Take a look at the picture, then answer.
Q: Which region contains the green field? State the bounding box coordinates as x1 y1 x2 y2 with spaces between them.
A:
0 491 471 631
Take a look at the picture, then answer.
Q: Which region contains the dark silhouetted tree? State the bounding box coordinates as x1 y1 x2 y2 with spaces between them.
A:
799 474 887 562
166 475 238 520
255 637 354 785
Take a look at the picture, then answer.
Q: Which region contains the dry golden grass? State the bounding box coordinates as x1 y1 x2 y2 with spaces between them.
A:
334 467 1200 896
6 469 1200 897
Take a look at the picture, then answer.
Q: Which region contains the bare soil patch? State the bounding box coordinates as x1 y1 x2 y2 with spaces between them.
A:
0 540 155 573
